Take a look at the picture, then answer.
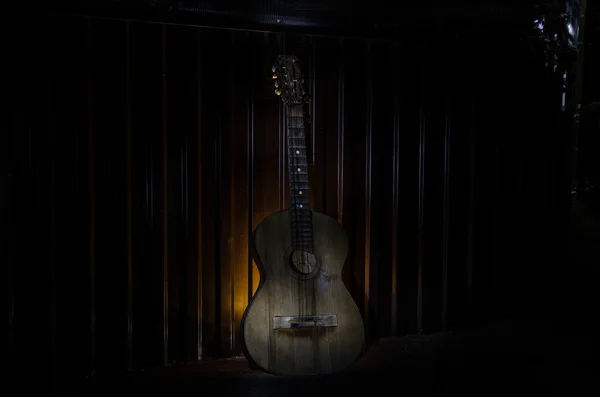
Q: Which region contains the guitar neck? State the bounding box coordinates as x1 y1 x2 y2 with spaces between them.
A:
286 105 313 251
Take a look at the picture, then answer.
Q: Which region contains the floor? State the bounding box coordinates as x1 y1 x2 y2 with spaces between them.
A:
59 199 599 395
79 325 594 396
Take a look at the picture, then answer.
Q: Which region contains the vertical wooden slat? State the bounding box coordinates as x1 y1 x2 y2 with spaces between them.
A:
390 43 401 336
46 17 92 378
197 28 219 359
342 37 366 309
228 31 251 356
161 23 169 366
420 48 447 334
365 41 387 340
130 21 164 369
5 72 14 362
337 39 345 225
466 101 477 314
3 17 15 365
215 94 225 356
91 18 128 375
179 30 202 363
311 37 338 219
3 21 19 352
229 31 237 356
364 40 373 340
309 36 317 167
23 17 56 383
196 27 204 361
441 104 451 332
4 97 14 370
86 17 96 377
247 32 256 307
277 32 287 211
164 24 199 364
10 18 37 379
417 73 426 335
47 23 58 379
309 36 323 212
125 20 133 372
251 32 280 296
217 31 234 357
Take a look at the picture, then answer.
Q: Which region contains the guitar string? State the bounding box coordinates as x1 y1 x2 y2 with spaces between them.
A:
289 107 309 319
299 110 312 320
293 109 306 319
288 108 299 318
291 111 300 319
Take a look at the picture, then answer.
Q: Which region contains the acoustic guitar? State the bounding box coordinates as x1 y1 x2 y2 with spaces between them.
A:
241 55 365 376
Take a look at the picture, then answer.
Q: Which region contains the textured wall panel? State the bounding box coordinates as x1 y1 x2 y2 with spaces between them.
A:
4 13 572 383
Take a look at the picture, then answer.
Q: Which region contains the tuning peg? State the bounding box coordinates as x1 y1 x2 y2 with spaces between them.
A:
275 88 282 96
272 74 277 79
271 64 277 73
274 80 279 88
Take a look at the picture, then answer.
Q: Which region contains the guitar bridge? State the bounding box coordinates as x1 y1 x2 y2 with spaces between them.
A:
272 314 338 330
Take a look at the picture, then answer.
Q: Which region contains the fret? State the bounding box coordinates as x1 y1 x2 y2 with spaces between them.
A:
293 243 313 252
291 229 313 236
290 204 310 211
290 204 309 210
291 228 312 234
290 187 310 193
291 227 312 232
287 146 308 154
292 224 312 232
290 193 310 200
289 177 309 182
290 227 313 233
290 182 310 188
290 213 311 217
288 157 308 167
290 209 312 217
289 173 309 181
290 191 310 197
288 162 308 167
289 179 309 187
290 219 312 225
292 231 312 237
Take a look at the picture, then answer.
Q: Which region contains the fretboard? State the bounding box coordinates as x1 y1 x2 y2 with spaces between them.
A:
286 105 313 252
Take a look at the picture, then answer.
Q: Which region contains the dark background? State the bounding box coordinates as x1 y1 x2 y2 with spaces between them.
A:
3 0 598 393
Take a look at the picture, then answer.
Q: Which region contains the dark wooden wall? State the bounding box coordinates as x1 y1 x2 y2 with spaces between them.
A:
3 14 572 383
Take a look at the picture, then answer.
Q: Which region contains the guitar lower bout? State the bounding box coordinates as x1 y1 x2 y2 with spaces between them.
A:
241 210 365 376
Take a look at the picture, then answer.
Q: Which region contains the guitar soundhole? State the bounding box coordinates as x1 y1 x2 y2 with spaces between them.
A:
289 250 316 275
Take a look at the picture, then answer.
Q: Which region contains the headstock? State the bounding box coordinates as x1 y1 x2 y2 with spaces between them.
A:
271 55 309 106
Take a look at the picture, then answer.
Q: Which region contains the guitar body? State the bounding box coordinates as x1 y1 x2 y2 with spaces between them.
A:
242 210 365 376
